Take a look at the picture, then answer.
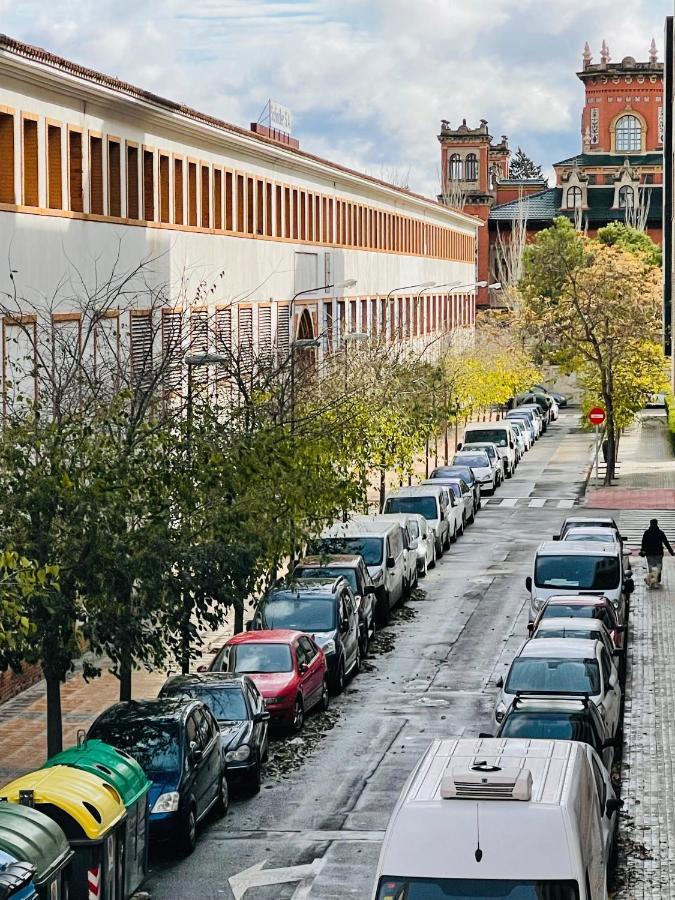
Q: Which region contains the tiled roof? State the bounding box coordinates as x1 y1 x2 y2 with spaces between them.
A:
489 186 662 225
554 152 663 167
490 188 563 221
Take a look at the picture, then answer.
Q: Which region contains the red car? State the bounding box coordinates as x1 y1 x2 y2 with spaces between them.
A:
207 630 328 732
528 595 626 651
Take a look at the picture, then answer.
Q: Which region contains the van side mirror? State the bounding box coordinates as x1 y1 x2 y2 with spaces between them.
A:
364 585 376 595
527 623 534 635
495 676 504 688
457 443 463 451
189 741 203 763
552 535 560 541
387 556 395 568
525 576 532 592
605 797 623 817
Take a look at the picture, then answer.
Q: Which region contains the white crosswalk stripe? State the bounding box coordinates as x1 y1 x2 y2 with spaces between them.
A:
557 499 576 509
482 497 579 509
618 511 675 549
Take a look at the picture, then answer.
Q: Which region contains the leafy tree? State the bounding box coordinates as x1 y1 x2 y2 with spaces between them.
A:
508 147 545 181
596 222 662 268
0 550 58 654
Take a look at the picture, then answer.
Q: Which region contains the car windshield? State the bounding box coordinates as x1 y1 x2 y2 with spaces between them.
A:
464 429 508 447
225 643 293 674
465 444 496 459
563 521 615 535
431 467 474 485
454 454 489 468
264 597 336 632
542 605 613 628
446 483 461 499
505 657 601 695
564 533 616 543
534 554 620 590
384 496 438 520
315 537 383 566
376 878 579 899
534 628 602 642
89 720 181 780
295 566 358 592
500 712 596 745
165 686 248 721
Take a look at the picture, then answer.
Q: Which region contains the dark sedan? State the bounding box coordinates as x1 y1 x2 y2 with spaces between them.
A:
88 698 227 855
429 465 481 514
159 673 269 792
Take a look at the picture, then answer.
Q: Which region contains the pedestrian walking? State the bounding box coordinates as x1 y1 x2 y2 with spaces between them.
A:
640 518 674 587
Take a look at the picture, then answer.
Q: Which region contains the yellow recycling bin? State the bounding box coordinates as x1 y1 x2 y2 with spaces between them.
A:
1 766 126 900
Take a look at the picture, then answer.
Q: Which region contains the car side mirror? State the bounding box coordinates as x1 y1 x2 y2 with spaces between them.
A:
620 535 628 542
298 662 309 674
509 442 514 449
525 576 532 592
364 586 376 595
612 648 624 658
605 797 623 817
457 443 463 450
387 556 395 568
340 618 350 634
617 624 627 633
495 676 504 688
189 741 203 763
478 732 494 739
552 535 560 541
527 623 534 634
254 711 271 723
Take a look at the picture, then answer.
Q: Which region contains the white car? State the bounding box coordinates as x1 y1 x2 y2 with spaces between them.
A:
453 449 496 494
423 477 474 527
405 513 435 576
459 441 504 485
509 420 529 454
494 637 622 742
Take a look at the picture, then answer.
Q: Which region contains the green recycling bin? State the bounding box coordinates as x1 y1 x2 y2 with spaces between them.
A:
0 767 126 900
43 739 151 896
0 802 72 899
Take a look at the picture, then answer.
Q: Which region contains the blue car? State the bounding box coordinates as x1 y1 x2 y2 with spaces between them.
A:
88 698 227 855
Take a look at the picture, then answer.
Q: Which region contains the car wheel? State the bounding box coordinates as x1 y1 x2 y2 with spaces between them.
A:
435 536 444 558
319 677 330 712
420 557 427 577
376 593 390 627
359 626 369 658
247 761 262 795
291 696 305 733
353 644 361 676
468 507 475 525
333 658 346 694
178 805 197 856
429 543 436 569
214 771 229 817
443 528 451 550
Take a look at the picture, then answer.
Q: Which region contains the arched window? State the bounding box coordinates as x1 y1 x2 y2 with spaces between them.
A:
615 115 642 152
566 186 582 209
465 153 478 182
618 185 635 208
449 153 463 181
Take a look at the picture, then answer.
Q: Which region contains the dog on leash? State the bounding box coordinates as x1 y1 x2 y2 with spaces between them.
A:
645 566 661 588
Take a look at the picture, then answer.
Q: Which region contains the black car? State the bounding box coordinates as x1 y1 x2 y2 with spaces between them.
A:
429 465 481 514
159 673 269 792
88 698 226 855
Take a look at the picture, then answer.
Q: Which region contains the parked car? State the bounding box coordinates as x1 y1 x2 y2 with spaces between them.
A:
516 392 553 423
556 516 621 539
506 408 538 443
422 477 474 529
376 513 420 594
460 440 505 479
561 526 621 545
528 595 626 651
88 698 227 855
508 420 528 455
530 615 617 661
371 737 619 900
429 465 481 515
515 403 547 434
402 512 435 576
383 485 453 555
317 516 409 624
490 695 617 771
252 578 360 693
461 421 517 478
452 449 497 494
293 554 377 651
494 638 622 743
526 540 632 623
159 673 269 792
532 383 568 408
209 630 329 732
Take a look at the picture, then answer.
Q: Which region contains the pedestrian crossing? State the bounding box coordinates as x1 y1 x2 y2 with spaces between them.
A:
482 497 578 510
617 510 675 550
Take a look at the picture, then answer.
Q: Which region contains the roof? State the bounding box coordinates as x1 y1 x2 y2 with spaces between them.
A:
563 516 617 526
518 637 599 659
160 673 249 689
322 516 401 537
226 629 303 645
91 697 196 726
506 697 593 713
554 152 663 167
0 33 479 227
545 595 613 607
537 540 620 556
268 579 341 598
490 184 662 225
490 188 563 222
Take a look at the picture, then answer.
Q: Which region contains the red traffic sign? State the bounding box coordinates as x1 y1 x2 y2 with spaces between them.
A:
588 407 606 426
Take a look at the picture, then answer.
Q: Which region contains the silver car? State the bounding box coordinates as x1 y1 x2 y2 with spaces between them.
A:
405 513 435 576
452 450 496 494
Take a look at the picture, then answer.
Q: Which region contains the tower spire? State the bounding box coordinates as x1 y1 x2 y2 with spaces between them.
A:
583 42 592 68
600 39 610 65
650 37 658 64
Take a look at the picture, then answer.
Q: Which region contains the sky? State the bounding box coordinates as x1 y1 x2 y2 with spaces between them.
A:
1 0 672 195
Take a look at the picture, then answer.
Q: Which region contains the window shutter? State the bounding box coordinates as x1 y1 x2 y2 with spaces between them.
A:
225 172 233 231
215 306 232 356
47 125 62 209
93 312 120 384
162 309 183 394
258 306 272 364
143 150 154 221
276 304 289 358
201 165 210 228
69 131 83 212
190 308 209 388
324 303 333 353
0 112 15 204
213 169 222 230
126 146 139 219
107 140 121 217
130 310 153 384
238 307 253 375
22 119 39 207
174 159 183 225
89 136 103 214
159 154 170 223
188 162 197 226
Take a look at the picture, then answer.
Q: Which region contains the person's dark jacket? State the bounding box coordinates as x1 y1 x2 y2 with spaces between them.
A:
641 524 674 557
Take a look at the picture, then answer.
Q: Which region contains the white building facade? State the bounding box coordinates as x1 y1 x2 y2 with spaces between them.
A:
0 35 480 403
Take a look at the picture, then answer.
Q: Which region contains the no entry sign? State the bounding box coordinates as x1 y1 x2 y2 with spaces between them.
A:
588 407 606 426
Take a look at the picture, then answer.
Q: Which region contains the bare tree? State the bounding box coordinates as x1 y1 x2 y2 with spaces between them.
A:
493 190 529 310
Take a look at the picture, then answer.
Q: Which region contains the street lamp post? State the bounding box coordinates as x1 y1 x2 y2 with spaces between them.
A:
386 281 437 341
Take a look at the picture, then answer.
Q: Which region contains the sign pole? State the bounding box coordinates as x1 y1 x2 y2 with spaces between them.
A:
595 425 599 487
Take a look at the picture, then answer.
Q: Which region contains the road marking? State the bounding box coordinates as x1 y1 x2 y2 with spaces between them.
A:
500 498 519 507
528 498 547 508
229 857 326 899
557 499 576 508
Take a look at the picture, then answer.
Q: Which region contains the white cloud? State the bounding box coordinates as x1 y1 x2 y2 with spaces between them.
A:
2 0 669 195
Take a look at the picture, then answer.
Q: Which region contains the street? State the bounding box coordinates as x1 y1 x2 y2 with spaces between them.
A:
146 411 594 899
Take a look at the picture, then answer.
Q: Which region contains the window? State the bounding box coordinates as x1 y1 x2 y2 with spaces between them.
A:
266 182 273 235
566 186 582 209
0 112 15 204
275 184 282 236
247 177 254 234
213 168 223 230
107 139 121 217
22 118 39 207
159 154 170 223
237 174 245 232
201 165 210 228
276 303 289 357
449 153 463 181
238 307 253 374
464 153 478 181
129 310 153 384
615 114 642 152
89 135 103 215
258 305 272 364
143 150 155 221
187 162 198 226
174 158 184 225
126 144 139 219
618 185 634 209
225 171 233 231
162 308 183 394
257 178 264 235
215 306 232 357
69 130 83 212
47 125 62 210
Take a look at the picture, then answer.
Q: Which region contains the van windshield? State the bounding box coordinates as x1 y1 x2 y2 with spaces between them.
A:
534 555 620 590
264 597 336 632
464 429 508 447
505 657 601 696
376 878 579 899
384 497 438 521
315 537 383 566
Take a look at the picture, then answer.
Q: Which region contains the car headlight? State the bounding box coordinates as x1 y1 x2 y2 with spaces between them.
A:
321 639 336 656
532 596 544 609
152 791 180 814
226 745 251 763
495 703 507 724
480 476 492 483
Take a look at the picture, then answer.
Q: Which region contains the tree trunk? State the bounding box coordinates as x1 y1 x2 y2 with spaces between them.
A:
425 438 429 479
603 404 617 485
234 599 244 635
119 657 132 702
46 674 63 758
379 466 386 512
444 422 449 465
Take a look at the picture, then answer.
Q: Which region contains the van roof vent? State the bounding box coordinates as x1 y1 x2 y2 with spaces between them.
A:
441 764 532 801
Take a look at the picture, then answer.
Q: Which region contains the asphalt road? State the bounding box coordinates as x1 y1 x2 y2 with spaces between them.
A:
145 411 593 900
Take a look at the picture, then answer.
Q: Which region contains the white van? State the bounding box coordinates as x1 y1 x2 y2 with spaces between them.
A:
461 421 517 478
383 485 456 557
372 738 620 900
527 540 632 623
